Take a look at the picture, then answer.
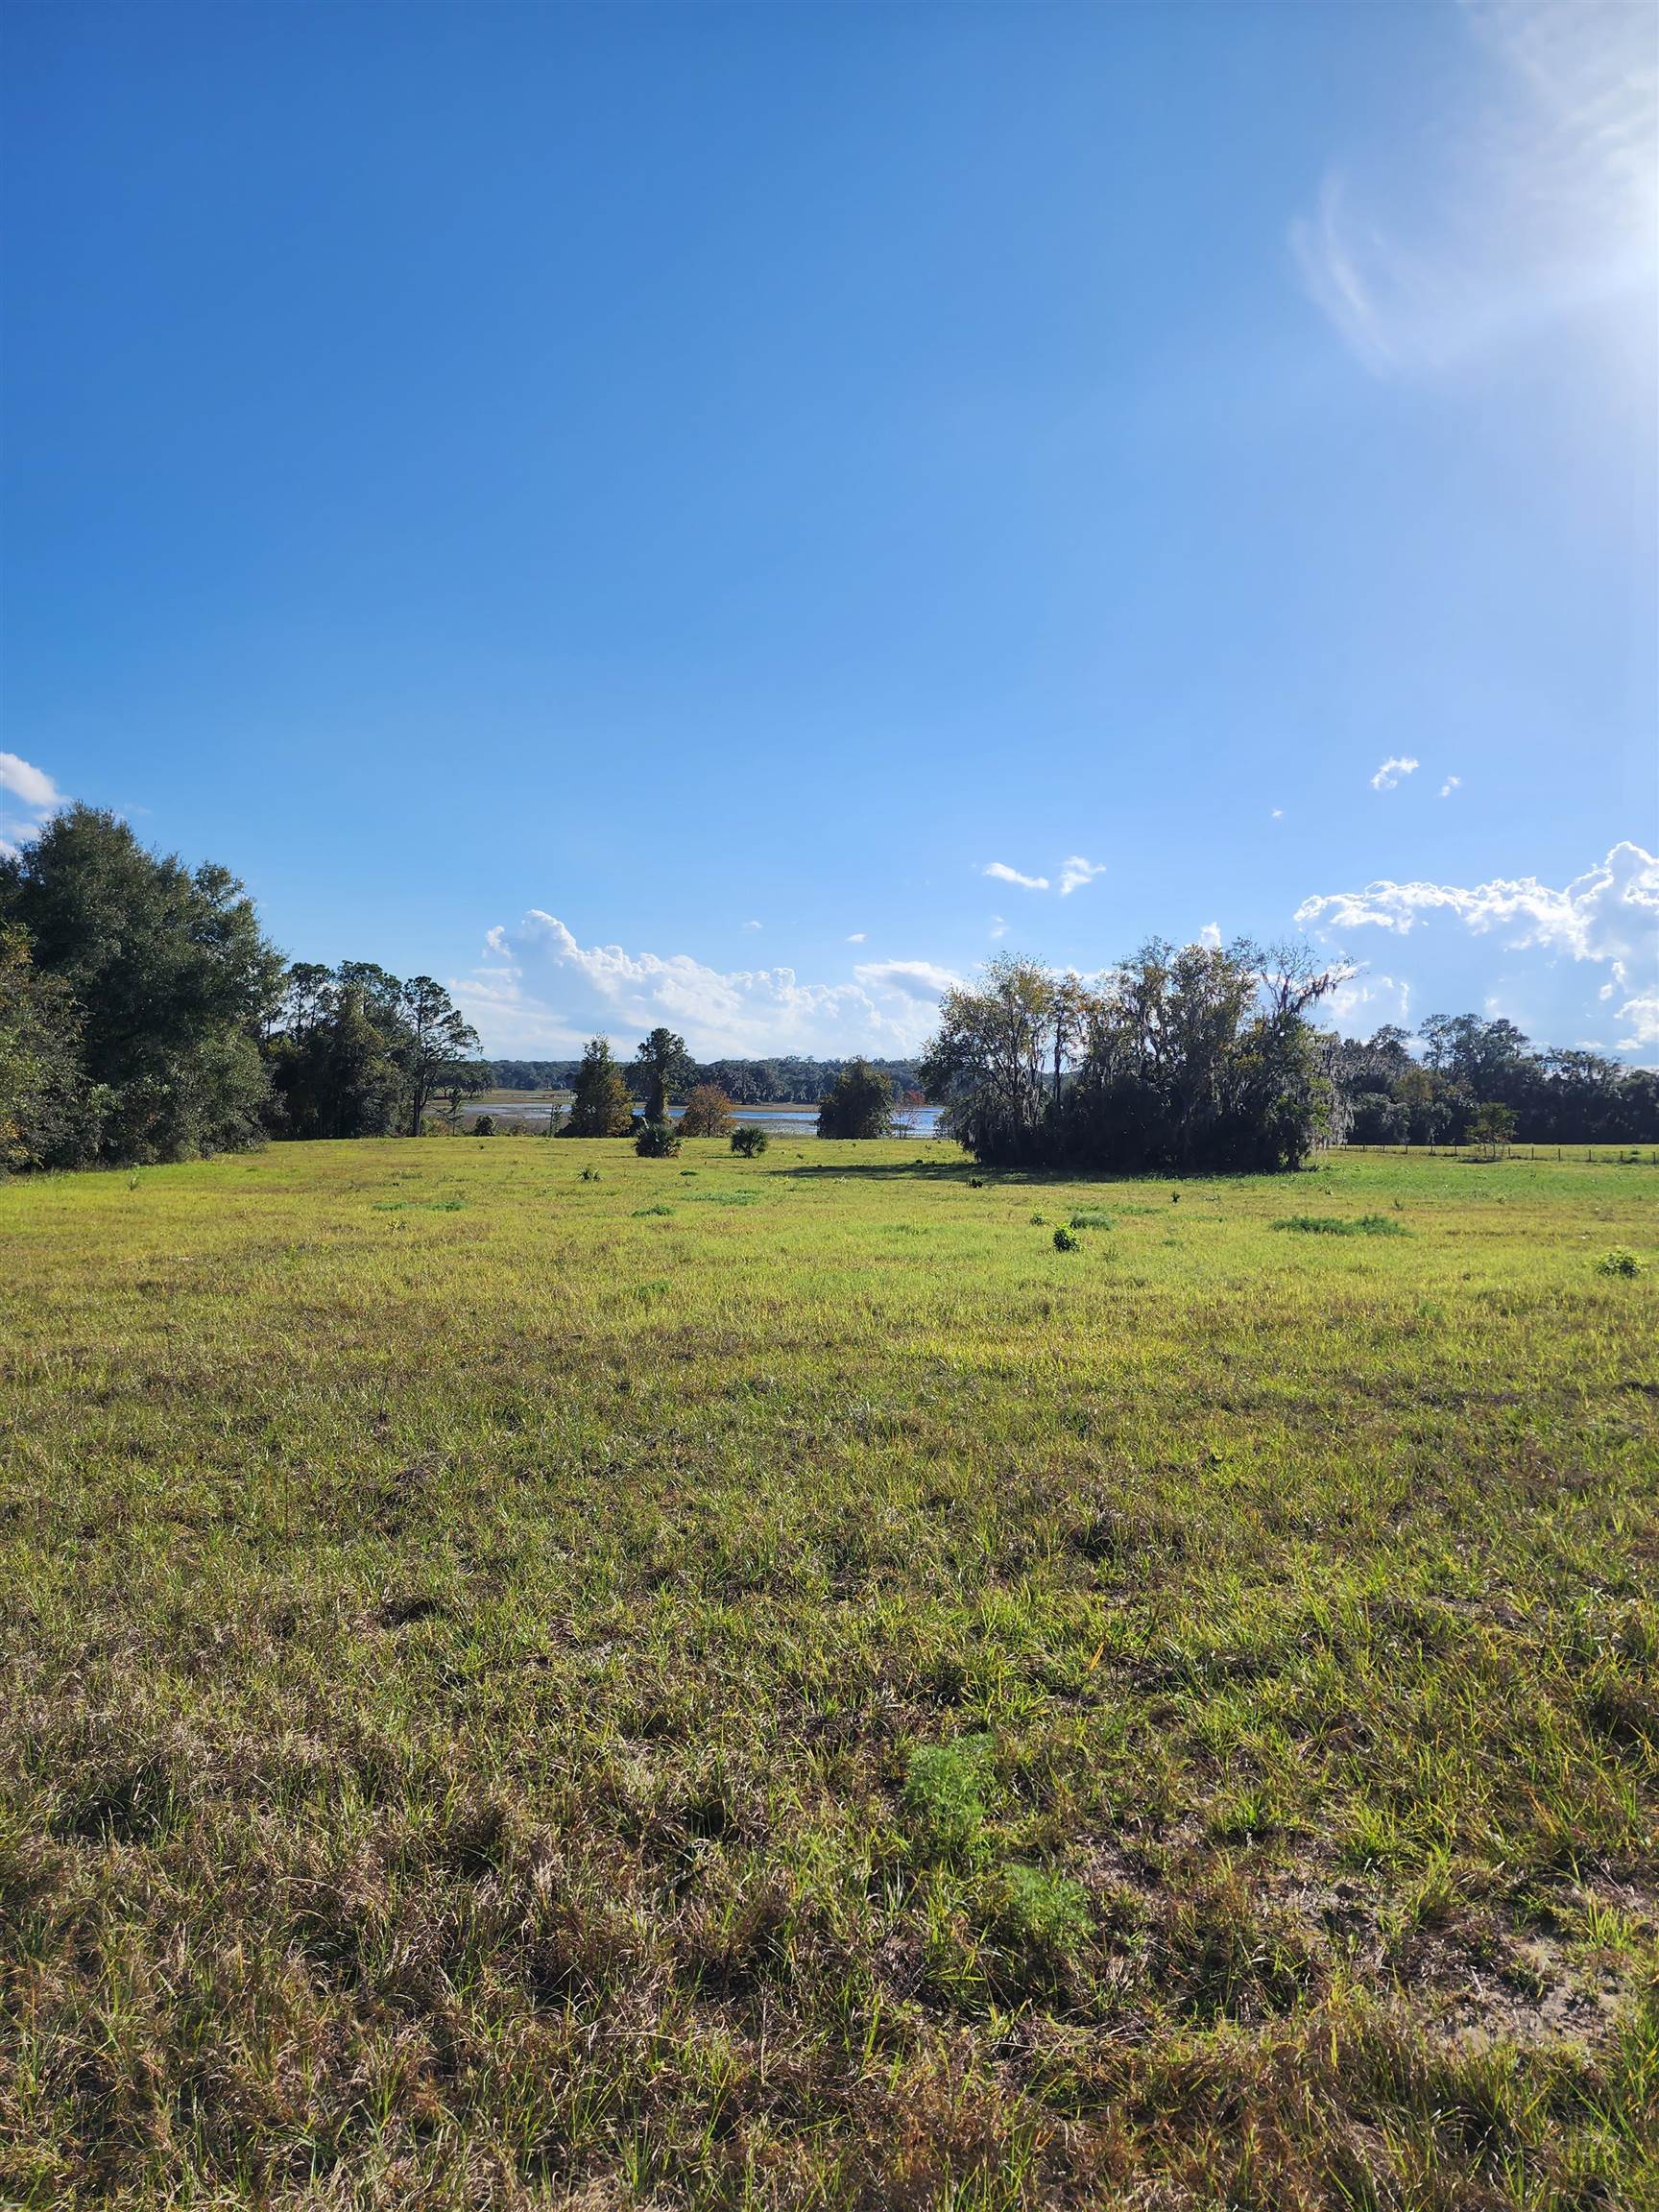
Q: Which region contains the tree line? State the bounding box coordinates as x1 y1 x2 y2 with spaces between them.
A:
0 807 480 1168
1325 1015 1659 1148
2 808 1652 1174
469 1052 924 1103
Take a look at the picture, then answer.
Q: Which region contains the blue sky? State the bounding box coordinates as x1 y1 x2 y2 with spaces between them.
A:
3 1 1654 1059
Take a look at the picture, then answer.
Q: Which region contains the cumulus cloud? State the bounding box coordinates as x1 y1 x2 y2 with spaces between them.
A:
456 913 959 1057
1057 855 1107 897
1295 842 1658 964
1291 4 1657 376
983 860 1049 891
1270 808 1285 821
0 751 64 854
1440 775 1461 799
1370 755 1420 792
1297 843 1659 1059
1199 922 1222 950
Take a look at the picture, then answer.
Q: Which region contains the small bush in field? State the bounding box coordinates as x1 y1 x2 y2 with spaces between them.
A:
635 1121 682 1159
997 1865 1091 1956
1598 1246 1643 1277
472 1114 495 1137
731 1126 770 1158
1052 1225 1080 1252
903 1735 995 1856
1070 1209 1113 1230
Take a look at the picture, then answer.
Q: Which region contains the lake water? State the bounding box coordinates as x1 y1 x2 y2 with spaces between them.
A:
480 1099 944 1138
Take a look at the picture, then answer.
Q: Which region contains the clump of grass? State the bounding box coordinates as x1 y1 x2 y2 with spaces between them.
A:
633 1204 674 1217
1070 1209 1114 1230
1029 1212 1046 1226
995 1863 1092 1957
1273 1214 1409 1237
578 1166 602 1181
902 1734 995 1856
702 1190 757 1207
1597 1246 1644 1277
1052 1224 1081 1252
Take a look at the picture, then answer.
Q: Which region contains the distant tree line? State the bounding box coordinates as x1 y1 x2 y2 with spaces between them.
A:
473 1052 924 1102
1325 1016 1658 1147
4 807 1652 1174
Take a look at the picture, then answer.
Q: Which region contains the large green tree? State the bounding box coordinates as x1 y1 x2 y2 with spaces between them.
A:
0 806 283 1163
633 1026 694 1121
817 1058 896 1139
398 975 480 1135
0 925 98 1170
565 1037 635 1136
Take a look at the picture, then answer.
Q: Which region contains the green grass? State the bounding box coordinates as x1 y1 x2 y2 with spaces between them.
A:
1 1138 1655 2209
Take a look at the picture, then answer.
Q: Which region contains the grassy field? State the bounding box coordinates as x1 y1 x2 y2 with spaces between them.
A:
1 1138 1655 2210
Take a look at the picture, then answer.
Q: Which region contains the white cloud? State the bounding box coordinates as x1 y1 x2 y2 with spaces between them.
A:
456 913 957 1058
1370 755 1420 791
1270 808 1285 821
1325 972 1413 1030
740 919 761 931
1291 3 1657 376
1057 854 1107 897
1297 843 1659 1059
983 860 1049 891
1440 775 1461 799
0 751 64 854
989 915 1008 941
846 931 867 944
852 959 961 1001
1295 841 1658 965
1199 922 1222 950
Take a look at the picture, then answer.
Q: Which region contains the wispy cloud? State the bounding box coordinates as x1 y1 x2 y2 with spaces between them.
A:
989 915 1008 941
1370 755 1420 791
460 914 957 1057
1270 808 1285 821
0 751 65 855
846 931 867 944
1291 2 1658 376
740 919 761 931
983 854 1107 896
1057 855 1107 897
1440 775 1461 799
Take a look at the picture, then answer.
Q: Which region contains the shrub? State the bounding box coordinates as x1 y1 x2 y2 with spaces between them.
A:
1053 1225 1080 1252
731 1126 770 1158
1070 1209 1113 1229
1598 1247 1644 1277
903 1736 995 1857
471 1113 495 1137
1273 1214 1408 1237
635 1120 682 1159
996 1865 1092 1956
678 1084 734 1139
